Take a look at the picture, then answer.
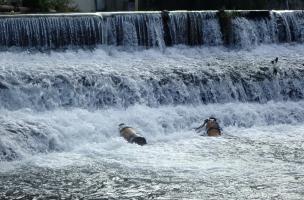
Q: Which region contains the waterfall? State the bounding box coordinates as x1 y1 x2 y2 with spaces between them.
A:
0 11 304 49
168 11 223 46
0 15 103 49
102 13 165 48
1 11 304 162
1 46 304 111
278 11 304 42
231 16 276 47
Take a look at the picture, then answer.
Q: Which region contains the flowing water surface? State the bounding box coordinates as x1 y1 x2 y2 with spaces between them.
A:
0 45 304 199
1 10 304 200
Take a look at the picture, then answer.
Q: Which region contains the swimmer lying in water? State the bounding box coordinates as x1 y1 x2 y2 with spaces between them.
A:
119 123 147 145
194 117 222 137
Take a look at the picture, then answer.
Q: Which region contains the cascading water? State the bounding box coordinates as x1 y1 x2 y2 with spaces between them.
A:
101 13 165 47
168 11 223 46
0 15 103 49
0 10 304 200
0 10 304 49
0 52 304 110
231 16 276 47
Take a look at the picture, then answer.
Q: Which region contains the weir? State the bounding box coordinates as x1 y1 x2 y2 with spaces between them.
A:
0 10 304 49
0 10 304 162
0 62 304 111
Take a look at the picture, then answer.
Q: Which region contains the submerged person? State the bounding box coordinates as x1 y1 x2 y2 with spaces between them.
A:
194 117 222 137
118 123 147 146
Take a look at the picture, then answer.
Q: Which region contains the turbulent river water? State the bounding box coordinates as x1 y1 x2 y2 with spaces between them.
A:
0 45 304 200
1 10 304 200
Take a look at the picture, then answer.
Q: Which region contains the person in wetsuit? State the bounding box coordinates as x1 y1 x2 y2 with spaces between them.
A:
119 123 147 145
195 117 222 137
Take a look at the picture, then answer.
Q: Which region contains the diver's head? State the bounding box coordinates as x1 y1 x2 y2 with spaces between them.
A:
118 123 126 128
119 123 128 131
209 117 217 121
119 123 125 128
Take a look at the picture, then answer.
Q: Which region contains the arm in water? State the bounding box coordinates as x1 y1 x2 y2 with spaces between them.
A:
194 119 208 133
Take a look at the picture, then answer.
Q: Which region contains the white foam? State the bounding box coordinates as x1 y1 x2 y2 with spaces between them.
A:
1 100 304 163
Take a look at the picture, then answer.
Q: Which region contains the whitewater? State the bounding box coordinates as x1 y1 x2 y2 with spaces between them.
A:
0 44 303 199
0 10 304 199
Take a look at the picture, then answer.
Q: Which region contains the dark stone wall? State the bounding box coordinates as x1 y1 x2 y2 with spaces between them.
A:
138 0 304 10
